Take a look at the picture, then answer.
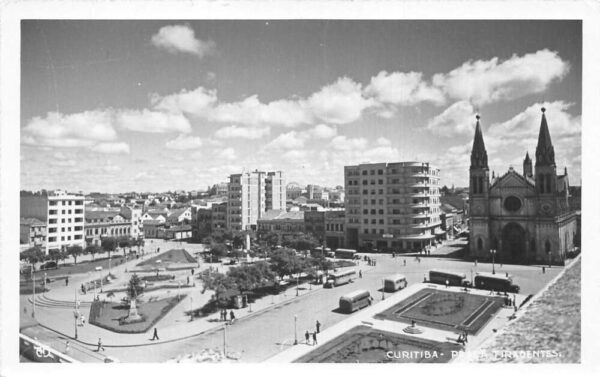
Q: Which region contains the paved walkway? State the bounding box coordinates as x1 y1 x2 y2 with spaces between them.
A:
22 247 326 351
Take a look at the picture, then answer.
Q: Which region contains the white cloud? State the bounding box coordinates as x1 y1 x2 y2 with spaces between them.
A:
151 24 215 59
427 101 476 135
23 110 117 148
307 124 337 139
214 125 270 139
91 142 131 154
52 159 77 167
217 147 236 161
102 165 121 173
366 71 445 106
307 77 374 124
432 49 570 105
329 135 368 151
134 171 156 180
170 168 187 176
266 131 305 150
210 96 311 128
151 86 217 116
117 109 191 133
165 134 203 150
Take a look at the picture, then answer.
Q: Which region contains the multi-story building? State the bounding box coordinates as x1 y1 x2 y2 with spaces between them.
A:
286 182 304 200
325 210 345 249
257 210 305 243
84 211 132 247
20 218 47 248
227 170 286 232
20 190 86 254
344 162 442 252
120 205 143 240
468 110 577 264
215 182 229 196
304 210 326 243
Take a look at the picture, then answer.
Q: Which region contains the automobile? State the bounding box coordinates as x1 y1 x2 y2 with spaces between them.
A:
39 261 57 270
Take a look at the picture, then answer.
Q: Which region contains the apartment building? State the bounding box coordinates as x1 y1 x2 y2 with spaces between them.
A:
20 218 47 248
344 162 442 252
20 190 85 254
227 170 286 232
84 211 132 246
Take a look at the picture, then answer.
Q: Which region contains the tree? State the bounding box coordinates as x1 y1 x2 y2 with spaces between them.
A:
66 245 83 264
199 270 235 308
48 249 65 264
101 237 117 258
84 244 102 261
262 232 280 248
209 243 228 262
309 256 334 280
127 274 143 300
20 246 45 264
269 248 306 280
118 237 131 256
286 234 319 252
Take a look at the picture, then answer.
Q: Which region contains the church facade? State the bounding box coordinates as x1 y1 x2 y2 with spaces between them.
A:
468 108 577 265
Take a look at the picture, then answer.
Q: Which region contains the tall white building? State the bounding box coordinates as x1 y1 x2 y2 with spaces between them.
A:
227 170 286 231
21 190 86 254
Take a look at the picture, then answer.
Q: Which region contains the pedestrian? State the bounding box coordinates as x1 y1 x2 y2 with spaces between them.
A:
316 320 321 334
229 310 235 324
312 331 318 345
403 259 406 267
506 272 509 278
542 266 546 274
96 338 105 352
151 327 159 340
474 259 478 266
191 269 195 275
359 270 362 279
305 330 310 345
65 341 70 354
65 277 69 286
187 276 190 285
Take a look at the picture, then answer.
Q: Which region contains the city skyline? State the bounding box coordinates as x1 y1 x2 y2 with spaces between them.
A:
21 20 582 193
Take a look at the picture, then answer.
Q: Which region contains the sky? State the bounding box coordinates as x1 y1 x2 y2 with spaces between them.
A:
20 20 582 193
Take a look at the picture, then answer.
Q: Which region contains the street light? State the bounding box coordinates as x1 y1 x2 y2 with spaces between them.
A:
293 315 298 345
223 322 228 358
381 279 385 300
490 249 497 274
296 274 299 297
31 263 36 318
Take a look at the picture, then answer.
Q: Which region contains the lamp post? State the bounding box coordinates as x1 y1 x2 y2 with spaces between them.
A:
296 274 299 297
381 279 385 300
490 249 497 275
223 323 228 358
293 315 298 345
31 264 36 318
74 288 78 339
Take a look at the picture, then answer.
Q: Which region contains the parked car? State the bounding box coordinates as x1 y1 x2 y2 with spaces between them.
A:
40 261 58 270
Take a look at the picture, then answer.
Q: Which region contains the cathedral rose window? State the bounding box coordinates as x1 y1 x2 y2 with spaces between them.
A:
504 196 522 212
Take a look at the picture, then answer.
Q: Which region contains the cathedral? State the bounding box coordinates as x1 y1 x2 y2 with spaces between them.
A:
468 108 577 265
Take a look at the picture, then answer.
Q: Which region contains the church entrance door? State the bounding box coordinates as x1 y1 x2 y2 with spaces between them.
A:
501 222 526 262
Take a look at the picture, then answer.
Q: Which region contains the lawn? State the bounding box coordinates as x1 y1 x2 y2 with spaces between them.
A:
295 326 462 363
88 295 186 333
375 288 505 334
136 249 196 269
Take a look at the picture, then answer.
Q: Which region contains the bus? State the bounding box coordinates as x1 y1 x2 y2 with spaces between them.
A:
384 274 408 292
474 272 520 293
311 247 332 258
428 269 469 287
335 248 357 259
339 290 372 313
324 269 356 288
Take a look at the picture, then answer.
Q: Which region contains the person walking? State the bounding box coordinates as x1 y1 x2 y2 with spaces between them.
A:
65 276 69 286
96 338 105 352
65 341 70 354
542 266 546 274
359 270 362 279
305 330 310 345
229 310 236 324
151 327 159 341
403 259 406 267
312 331 318 346
316 320 321 334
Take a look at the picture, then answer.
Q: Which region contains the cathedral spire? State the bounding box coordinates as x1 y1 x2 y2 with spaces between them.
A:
535 107 555 166
470 114 488 169
523 151 533 177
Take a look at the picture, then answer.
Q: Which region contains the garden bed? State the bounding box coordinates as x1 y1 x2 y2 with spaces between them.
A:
88 295 186 333
137 249 196 268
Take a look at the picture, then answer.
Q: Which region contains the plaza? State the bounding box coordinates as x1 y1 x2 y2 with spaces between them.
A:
19 237 565 362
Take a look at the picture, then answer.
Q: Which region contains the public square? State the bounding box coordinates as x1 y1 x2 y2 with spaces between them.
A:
19 237 562 362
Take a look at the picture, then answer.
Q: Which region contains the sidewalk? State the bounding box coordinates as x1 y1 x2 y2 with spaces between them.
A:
25 253 325 349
